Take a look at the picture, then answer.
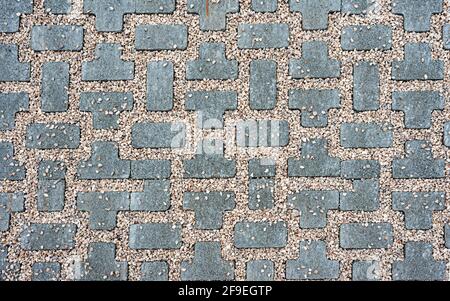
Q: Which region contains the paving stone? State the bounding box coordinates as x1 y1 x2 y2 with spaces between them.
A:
234 221 287 248
37 160 66 212
44 0 71 14
392 0 443 32
0 92 29 131
352 260 381 281
0 44 30 82
181 242 234 281
393 192 445 230
0 142 25 180
340 179 380 211
249 60 277 110
77 192 129 230
0 244 20 281
186 91 237 129
392 140 445 179
341 160 380 179
77 141 130 179
286 241 340 280
82 43 135 81
248 158 276 178
238 23 289 49
288 139 341 177
444 24 450 50
289 89 340 127
236 120 289 147
0 0 33 33
129 223 182 249
290 41 340 79
83 0 134 32
392 91 444 129
183 192 235 230
288 191 339 229
186 43 238 80
246 260 274 281
20 223 77 250
340 123 393 148
252 0 277 12
392 43 444 81
135 0 176 13
353 61 380 111
136 25 187 51
444 122 450 147
0 192 24 232
41 62 69 112
80 92 133 129
131 180 170 211
248 179 275 210
31 25 83 51
130 160 171 180
445 225 450 248
32 262 60 281
80 242 128 281
187 0 239 31
25 123 80 149
393 242 446 281
146 61 174 111
132 122 185 148
290 0 341 30
141 261 169 281
340 223 393 249
342 25 392 51
341 0 377 14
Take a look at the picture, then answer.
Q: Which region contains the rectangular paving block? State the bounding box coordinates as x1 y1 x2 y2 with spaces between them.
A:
136 25 187 51
20 223 76 250
249 60 277 110
130 160 171 180
238 23 289 49
340 123 393 148
340 223 393 249
234 221 287 248
252 0 277 12
147 61 174 111
353 61 380 111
25 123 80 149
341 25 392 51
31 25 83 51
41 62 69 112
129 223 182 249
132 122 185 149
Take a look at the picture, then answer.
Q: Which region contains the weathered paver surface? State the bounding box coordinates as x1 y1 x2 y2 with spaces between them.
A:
0 0 449 282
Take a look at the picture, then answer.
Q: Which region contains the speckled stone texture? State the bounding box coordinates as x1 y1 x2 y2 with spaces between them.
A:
0 0 449 282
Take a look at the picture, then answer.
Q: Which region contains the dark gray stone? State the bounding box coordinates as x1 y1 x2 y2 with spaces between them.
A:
186 43 238 80
41 62 69 112
31 25 83 51
187 0 239 31
392 0 443 32
288 191 339 228
445 225 450 249
37 160 66 212
393 242 446 281
392 91 444 129
341 160 380 179
147 61 174 111
181 242 235 280
0 142 25 180
249 60 277 110
234 221 287 248
25 123 80 149
77 141 131 179
32 262 60 281
249 179 274 210
340 223 393 249
132 122 185 148
252 0 277 12
82 43 134 81
342 25 392 51
0 44 30 82
392 140 445 179
0 0 32 33
246 260 274 281
80 92 133 129
141 261 168 281
392 43 444 81
130 180 170 211
77 192 130 230
444 24 450 50
135 0 175 13
289 89 340 127
0 244 20 281
340 179 380 211
130 160 171 179
289 0 341 30
129 223 182 249
248 158 276 178
0 92 29 131
80 242 128 281
290 41 340 79
236 119 289 147
342 0 377 14
0 192 24 232
340 123 393 148
183 192 235 230
44 0 71 14
286 241 340 280
238 23 289 49
393 192 445 230
83 0 134 32
136 25 187 50
20 223 77 250
353 61 380 111
444 122 450 147
352 260 381 281
288 139 341 177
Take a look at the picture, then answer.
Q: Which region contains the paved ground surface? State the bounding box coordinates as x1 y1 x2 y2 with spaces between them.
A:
0 0 449 281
